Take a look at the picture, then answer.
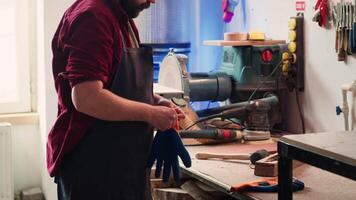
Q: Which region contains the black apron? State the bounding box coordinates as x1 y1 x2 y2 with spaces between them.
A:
55 28 154 200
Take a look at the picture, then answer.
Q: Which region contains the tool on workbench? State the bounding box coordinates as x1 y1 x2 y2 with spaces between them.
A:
231 177 305 192
254 153 304 177
254 153 278 177
195 149 272 165
179 129 240 141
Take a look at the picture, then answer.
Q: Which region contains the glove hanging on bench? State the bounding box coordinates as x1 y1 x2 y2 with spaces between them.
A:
147 128 192 183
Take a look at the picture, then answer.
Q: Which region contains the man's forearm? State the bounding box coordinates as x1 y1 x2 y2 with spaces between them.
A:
83 89 153 121
72 81 153 122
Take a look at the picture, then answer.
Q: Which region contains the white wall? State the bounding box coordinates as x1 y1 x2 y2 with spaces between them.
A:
225 0 356 133
12 124 42 193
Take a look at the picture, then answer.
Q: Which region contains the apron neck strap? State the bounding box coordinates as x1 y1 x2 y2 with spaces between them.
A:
119 28 128 48
128 22 140 48
119 22 140 48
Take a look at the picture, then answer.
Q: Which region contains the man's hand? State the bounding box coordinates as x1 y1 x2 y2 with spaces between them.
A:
154 94 185 120
148 106 177 131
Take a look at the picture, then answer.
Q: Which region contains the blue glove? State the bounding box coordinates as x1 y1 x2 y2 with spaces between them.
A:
147 129 192 183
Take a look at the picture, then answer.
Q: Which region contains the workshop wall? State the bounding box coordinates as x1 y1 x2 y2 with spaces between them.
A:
189 0 224 72
226 0 356 133
12 124 42 193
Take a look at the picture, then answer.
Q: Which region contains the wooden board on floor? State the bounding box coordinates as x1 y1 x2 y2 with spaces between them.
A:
153 188 194 200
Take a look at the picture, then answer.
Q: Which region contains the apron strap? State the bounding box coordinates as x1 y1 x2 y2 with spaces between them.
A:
119 23 139 48
128 22 140 48
119 27 128 48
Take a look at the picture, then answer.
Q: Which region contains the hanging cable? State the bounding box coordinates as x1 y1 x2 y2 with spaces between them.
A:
247 59 284 102
295 89 305 133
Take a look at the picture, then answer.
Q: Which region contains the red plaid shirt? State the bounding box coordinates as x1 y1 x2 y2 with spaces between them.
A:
47 0 139 177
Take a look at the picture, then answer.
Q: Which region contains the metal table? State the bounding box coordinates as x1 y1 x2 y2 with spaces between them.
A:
278 131 356 200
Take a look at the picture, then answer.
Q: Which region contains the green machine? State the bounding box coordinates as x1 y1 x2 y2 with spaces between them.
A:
158 16 304 141
189 44 288 137
218 45 287 102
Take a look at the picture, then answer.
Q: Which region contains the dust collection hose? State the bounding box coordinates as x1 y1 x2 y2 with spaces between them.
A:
196 93 279 118
188 73 232 102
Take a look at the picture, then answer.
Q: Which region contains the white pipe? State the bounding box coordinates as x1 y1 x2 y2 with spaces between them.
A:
341 85 350 131
350 81 356 130
341 81 356 131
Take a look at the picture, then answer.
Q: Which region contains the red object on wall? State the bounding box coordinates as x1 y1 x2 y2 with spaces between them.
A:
296 1 306 12
314 0 328 27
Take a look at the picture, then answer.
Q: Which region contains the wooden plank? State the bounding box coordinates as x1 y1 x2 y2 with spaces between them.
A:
254 153 304 177
153 188 195 200
254 153 278 177
203 40 286 46
181 180 215 200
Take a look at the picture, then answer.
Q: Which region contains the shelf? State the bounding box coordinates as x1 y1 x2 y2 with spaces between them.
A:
203 40 286 46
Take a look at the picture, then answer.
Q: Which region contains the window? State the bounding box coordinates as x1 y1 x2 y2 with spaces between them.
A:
0 0 32 114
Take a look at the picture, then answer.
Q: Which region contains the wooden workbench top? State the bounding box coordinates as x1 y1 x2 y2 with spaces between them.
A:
181 141 356 200
203 40 286 46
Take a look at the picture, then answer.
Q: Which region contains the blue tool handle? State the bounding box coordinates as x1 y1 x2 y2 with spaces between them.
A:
351 23 356 53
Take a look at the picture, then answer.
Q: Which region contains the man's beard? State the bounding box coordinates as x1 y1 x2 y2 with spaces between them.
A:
121 1 151 18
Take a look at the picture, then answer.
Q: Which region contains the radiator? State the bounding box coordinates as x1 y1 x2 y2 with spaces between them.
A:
0 123 13 200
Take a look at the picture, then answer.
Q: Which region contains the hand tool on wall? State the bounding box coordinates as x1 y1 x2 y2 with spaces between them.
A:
347 3 352 54
337 0 347 61
345 2 351 55
313 0 328 27
335 2 340 53
350 0 356 53
221 0 248 29
222 0 240 23
195 149 272 165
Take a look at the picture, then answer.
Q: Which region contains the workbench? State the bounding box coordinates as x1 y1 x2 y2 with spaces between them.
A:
180 139 356 200
278 131 356 200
